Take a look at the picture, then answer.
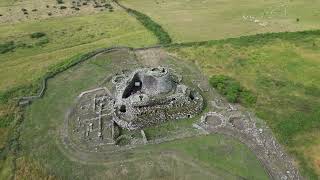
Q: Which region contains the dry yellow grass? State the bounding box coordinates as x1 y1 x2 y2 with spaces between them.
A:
0 0 118 23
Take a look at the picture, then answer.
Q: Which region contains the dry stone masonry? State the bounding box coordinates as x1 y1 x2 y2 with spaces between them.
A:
112 67 203 130
67 67 203 149
61 49 302 180
197 99 302 180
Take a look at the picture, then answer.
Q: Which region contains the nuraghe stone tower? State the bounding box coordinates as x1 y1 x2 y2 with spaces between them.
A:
111 67 203 130
68 67 203 146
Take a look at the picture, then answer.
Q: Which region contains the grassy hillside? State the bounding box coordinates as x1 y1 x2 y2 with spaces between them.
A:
0 5 158 178
14 49 268 179
167 31 320 178
0 10 157 92
0 0 319 178
121 0 320 42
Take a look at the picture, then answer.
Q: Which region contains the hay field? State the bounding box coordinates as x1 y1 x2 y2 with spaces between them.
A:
121 0 320 42
0 10 157 92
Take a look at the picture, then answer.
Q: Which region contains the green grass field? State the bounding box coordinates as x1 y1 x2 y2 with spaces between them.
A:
1 0 320 179
0 5 158 178
0 10 157 92
121 0 320 42
11 50 269 179
167 31 320 178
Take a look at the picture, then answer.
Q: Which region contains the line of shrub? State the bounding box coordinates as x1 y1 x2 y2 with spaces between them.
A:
209 75 257 106
114 0 172 44
168 30 320 49
126 8 172 44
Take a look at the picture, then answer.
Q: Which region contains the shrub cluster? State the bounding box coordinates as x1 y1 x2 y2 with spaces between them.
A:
59 6 67 10
35 37 50 46
0 41 16 54
209 75 256 106
30 32 46 38
56 0 64 4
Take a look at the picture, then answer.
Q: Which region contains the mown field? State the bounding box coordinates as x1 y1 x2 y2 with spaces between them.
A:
121 0 320 42
2 49 268 179
167 31 320 178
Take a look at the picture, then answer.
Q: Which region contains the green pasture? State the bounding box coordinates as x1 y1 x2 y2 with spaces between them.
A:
12 50 269 179
0 10 157 92
167 31 320 178
121 0 320 42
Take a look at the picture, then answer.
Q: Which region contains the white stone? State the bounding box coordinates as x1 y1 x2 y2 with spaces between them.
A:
134 81 141 87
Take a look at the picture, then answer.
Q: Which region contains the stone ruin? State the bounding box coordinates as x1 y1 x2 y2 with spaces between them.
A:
68 67 203 146
112 67 203 130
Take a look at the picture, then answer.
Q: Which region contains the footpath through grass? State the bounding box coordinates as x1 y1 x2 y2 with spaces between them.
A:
167 31 320 178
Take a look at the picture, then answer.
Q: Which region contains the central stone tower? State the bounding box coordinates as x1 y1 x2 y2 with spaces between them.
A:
111 67 203 130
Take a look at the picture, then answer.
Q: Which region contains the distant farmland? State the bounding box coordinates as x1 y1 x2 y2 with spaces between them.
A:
121 0 320 42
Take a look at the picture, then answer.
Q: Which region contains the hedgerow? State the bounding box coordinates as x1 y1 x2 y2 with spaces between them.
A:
127 8 172 44
114 0 172 44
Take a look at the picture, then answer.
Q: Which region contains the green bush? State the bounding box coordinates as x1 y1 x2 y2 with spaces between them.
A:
0 41 16 54
239 90 257 106
56 0 64 4
209 75 256 106
209 75 239 102
35 37 49 46
30 32 46 38
59 6 67 9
